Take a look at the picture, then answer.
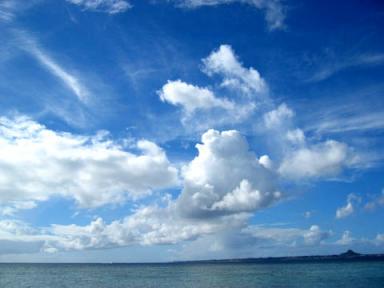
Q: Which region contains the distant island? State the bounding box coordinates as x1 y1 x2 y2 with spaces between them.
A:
172 250 384 265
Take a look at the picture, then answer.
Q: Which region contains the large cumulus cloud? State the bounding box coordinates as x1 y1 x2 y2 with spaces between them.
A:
0 116 178 209
176 129 281 218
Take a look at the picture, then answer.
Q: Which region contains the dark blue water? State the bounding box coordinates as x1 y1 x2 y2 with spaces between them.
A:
0 261 383 287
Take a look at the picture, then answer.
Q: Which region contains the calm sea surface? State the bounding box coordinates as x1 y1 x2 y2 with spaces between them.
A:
0 261 383 288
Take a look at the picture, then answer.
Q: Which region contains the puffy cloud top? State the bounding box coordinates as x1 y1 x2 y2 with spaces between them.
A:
202 45 267 95
177 129 281 218
158 80 233 114
279 140 352 180
263 103 294 129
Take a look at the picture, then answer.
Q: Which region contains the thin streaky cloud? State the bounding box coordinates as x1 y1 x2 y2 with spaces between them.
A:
66 1 285 30
66 0 132 14
0 1 14 22
16 31 90 103
307 53 384 82
0 0 43 23
303 100 384 135
307 112 384 134
31 48 89 103
171 0 285 30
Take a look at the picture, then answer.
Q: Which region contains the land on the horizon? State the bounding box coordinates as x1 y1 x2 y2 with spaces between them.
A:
2 250 384 265
170 250 384 265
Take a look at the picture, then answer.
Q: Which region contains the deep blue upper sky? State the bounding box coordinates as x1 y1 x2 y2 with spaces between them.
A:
0 0 383 262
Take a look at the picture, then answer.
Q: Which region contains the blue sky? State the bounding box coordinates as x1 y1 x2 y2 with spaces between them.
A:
0 0 383 262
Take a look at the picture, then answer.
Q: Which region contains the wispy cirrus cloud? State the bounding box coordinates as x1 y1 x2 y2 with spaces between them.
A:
16 32 90 104
304 104 384 135
31 47 89 103
0 0 14 22
169 0 285 30
0 0 42 23
307 52 384 83
1 29 119 128
66 0 132 14
66 0 285 30
364 189 384 212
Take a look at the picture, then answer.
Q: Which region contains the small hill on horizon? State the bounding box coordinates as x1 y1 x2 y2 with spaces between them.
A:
339 250 361 257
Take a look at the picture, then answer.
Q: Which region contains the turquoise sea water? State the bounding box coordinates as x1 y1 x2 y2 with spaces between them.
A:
0 261 383 288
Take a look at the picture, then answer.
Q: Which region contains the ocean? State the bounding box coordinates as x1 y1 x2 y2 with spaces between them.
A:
0 261 383 287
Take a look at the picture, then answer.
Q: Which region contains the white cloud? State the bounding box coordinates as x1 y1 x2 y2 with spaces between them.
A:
0 202 247 253
158 46 262 130
170 0 285 30
244 224 331 246
0 115 178 209
158 80 234 114
0 128 282 254
376 234 384 245
258 154 273 170
279 140 353 180
303 225 331 245
202 44 267 95
286 128 305 145
176 129 281 218
263 103 294 129
67 0 132 14
260 101 364 182
244 225 303 244
0 201 37 216
0 219 58 254
0 215 333 254
263 103 360 181
0 220 37 237
336 230 354 245
47 205 246 251
336 193 360 219
336 202 354 219
211 179 281 212
364 190 384 211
